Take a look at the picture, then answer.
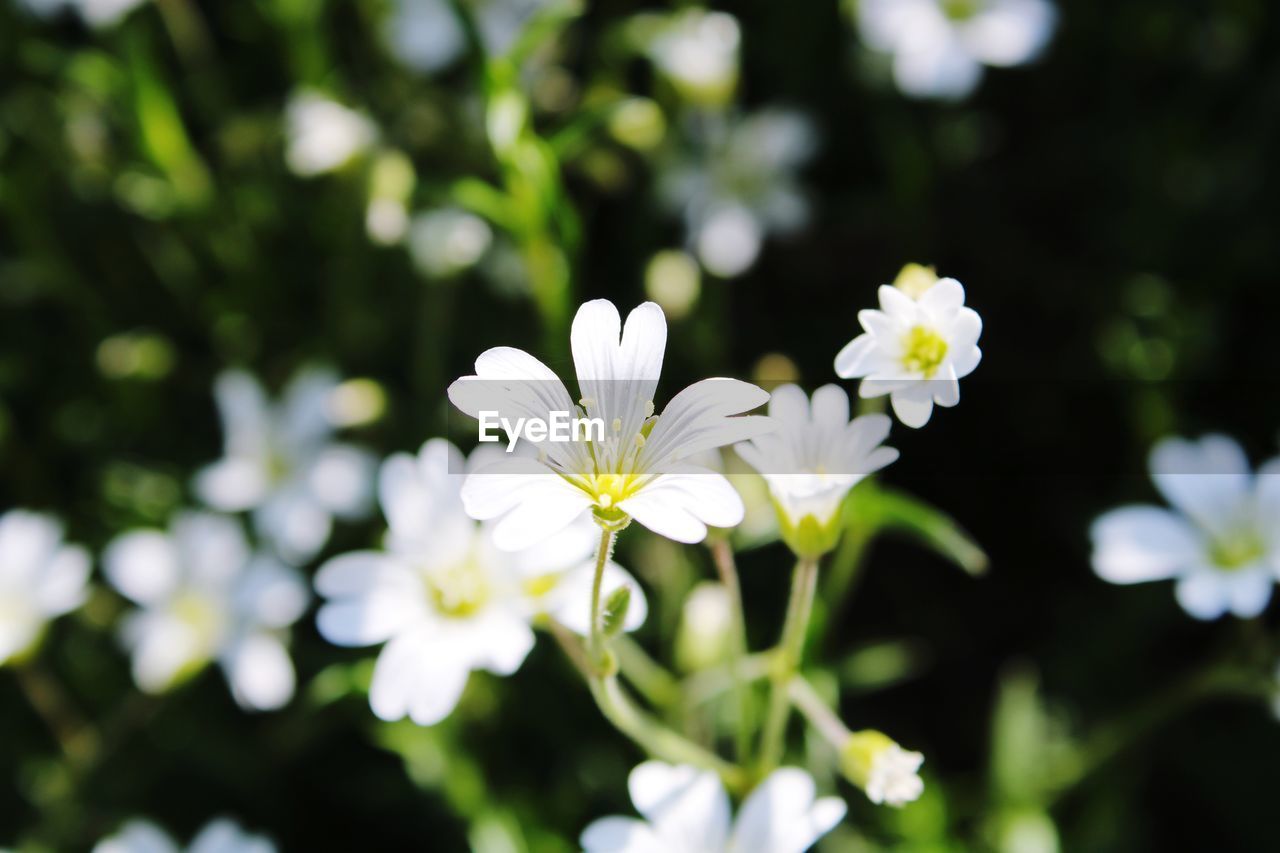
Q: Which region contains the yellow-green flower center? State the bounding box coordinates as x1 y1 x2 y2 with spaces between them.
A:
1208 534 1265 572
171 591 225 651
901 325 949 377
426 561 490 618
941 0 981 22
522 572 561 600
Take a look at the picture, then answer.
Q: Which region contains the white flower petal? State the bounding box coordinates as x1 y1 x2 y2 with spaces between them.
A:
307 444 375 518
255 493 331 564
223 632 296 711
173 511 251 589
961 0 1057 67
639 379 773 472
549 562 649 635
1150 435 1252 537
628 762 731 850
1091 506 1200 584
461 459 592 550
1224 569 1272 619
619 469 745 543
809 384 851 429
732 768 846 853
314 553 425 646
834 333 878 379
194 458 270 513
573 299 667 449
212 370 271 460
0 510 62 584
369 629 471 725
580 817 666 853
917 277 966 318
35 544 91 616
104 530 181 605
235 558 308 629
1175 571 1230 620
92 819 180 853
889 387 936 428
894 37 984 100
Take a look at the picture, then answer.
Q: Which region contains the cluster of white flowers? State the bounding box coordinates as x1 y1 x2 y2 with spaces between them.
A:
314 438 646 726
854 0 1058 100
1092 435 1280 620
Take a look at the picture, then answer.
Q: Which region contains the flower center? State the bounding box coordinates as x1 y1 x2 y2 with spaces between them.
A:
1208 534 1265 572
171 591 226 651
901 325 949 377
426 561 490 618
941 0 981 21
522 572 561 600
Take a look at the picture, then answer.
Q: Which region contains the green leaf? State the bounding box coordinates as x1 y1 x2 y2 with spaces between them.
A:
851 483 989 576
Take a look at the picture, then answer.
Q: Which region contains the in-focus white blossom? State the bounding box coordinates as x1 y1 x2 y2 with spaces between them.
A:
93 817 275 853
448 299 774 549
383 0 546 73
737 384 897 557
834 271 983 428
103 512 308 710
406 208 494 278
647 9 741 105
856 0 1058 100
195 367 376 564
1091 435 1280 620
581 762 845 853
284 91 376 177
0 510 91 666
661 110 815 278
840 729 925 807
315 439 646 727
17 0 148 27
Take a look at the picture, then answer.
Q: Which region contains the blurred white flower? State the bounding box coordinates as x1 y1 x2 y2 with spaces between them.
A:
195 367 376 564
448 299 774 549
840 729 925 807
834 273 983 428
315 439 646 726
284 92 376 177
581 762 845 853
383 0 547 73
674 582 733 672
648 9 741 105
0 510 90 666
17 0 148 27
661 110 816 278
104 512 308 711
406 208 494 277
1091 435 1280 620
856 0 1058 100
737 385 897 557
93 817 275 853
365 198 410 246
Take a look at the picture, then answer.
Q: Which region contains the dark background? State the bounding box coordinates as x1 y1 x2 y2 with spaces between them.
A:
2 0 1279 849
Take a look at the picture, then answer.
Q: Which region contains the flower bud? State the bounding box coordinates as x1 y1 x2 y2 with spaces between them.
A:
773 496 845 560
840 729 925 807
675 582 734 672
602 585 632 638
893 263 940 299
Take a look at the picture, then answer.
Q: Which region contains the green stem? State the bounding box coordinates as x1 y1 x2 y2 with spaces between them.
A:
789 675 851 750
683 652 776 707
14 662 97 767
589 674 747 791
579 526 746 790
588 528 615 667
758 557 819 774
710 538 753 763
614 635 681 708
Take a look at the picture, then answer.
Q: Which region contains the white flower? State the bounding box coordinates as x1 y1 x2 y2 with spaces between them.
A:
736 384 898 535
93 817 275 853
840 729 925 807
406 208 494 277
661 110 815 278
195 367 375 564
648 9 741 104
103 512 308 710
675 581 734 672
581 762 846 853
834 274 983 428
0 510 90 666
856 0 1058 100
315 439 646 726
383 0 546 73
1091 435 1280 620
448 299 774 549
284 91 376 177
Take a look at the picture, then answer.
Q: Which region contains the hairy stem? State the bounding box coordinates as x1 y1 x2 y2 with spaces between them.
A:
710 538 753 762
758 556 819 774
